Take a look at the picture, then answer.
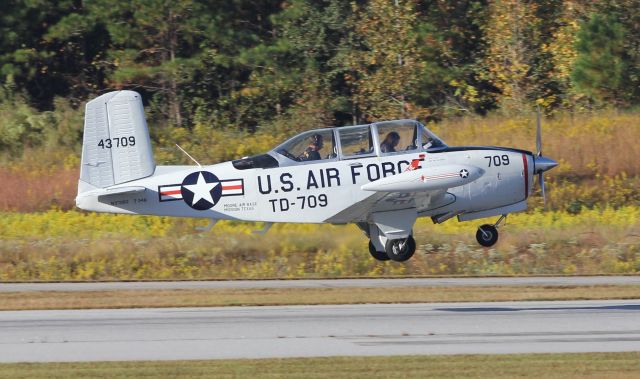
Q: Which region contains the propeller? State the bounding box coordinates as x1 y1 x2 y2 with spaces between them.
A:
533 105 557 206
536 105 542 157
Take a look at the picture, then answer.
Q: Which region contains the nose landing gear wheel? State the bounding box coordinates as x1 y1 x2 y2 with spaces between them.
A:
385 236 416 262
476 224 498 247
368 240 390 261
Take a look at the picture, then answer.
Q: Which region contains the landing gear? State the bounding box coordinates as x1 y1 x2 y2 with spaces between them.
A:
475 214 506 247
358 209 417 262
368 240 390 261
476 225 498 247
384 236 416 262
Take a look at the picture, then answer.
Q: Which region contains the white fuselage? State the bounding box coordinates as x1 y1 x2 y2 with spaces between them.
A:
76 148 534 224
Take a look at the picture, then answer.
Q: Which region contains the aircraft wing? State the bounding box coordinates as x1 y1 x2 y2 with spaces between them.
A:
324 188 455 224
324 163 482 224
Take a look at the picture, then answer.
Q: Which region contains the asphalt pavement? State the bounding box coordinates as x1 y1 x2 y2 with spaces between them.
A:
1 300 639 362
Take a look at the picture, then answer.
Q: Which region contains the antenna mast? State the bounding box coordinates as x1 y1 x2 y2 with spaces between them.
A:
175 144 202 168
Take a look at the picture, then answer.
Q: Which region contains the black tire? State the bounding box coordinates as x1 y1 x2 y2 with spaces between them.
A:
384 236 416 262
476 224 499 247
368 240 390 261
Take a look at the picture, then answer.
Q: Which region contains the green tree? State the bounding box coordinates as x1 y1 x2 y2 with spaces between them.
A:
542 0 593 109
481 0 542 111
589 0 640 104
413 0 493 117
88 0 212 126
178 0 283 130
348 0 425 122
571 13 628 105
0 0 105 109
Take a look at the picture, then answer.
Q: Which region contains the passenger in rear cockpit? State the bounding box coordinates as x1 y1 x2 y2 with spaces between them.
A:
380 132 400 153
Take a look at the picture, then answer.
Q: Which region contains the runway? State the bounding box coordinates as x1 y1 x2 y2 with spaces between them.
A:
1 300 639 362
2 275 640 292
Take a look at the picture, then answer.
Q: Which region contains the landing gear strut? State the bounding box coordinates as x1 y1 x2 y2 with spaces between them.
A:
476 214 506 247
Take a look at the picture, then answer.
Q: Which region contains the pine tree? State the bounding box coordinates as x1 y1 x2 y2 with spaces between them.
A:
86 0 212 126
571 13 627 105
542 0 591 109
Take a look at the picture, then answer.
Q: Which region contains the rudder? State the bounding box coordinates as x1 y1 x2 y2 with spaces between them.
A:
79 90 155 189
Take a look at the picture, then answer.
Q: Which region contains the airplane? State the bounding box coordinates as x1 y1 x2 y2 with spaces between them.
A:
76 90 558 262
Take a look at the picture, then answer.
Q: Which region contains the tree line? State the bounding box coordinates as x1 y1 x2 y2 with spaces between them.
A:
1 0 639 131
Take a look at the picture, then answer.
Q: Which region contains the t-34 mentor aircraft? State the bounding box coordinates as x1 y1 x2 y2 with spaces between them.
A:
76 91 558 261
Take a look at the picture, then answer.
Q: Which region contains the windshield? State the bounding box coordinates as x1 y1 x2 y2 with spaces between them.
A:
420 124 447 151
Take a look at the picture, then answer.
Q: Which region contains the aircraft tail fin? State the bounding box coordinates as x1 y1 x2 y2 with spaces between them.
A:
79 90 155 190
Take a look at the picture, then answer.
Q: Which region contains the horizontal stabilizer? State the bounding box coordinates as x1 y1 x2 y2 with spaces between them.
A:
76 186 146 206
101 186 147 197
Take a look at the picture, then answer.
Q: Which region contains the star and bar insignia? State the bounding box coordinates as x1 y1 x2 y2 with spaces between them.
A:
158 171 244 211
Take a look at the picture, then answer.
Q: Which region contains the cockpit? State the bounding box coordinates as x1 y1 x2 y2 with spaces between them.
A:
232 120 447 170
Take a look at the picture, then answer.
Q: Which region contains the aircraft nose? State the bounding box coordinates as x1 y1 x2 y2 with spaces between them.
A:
534 156 558 174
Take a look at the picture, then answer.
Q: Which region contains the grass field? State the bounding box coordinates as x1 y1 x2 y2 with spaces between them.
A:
3 352 640 378
1 207 638 280
1 285 639 311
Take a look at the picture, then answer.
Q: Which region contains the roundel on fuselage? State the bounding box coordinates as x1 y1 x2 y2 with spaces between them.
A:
180 171 223 210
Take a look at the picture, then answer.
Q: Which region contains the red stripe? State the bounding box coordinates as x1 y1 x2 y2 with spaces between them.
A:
425 173 459 180
522 153 529 200
426 173 458 178
222 185 243 190
161 190 181 196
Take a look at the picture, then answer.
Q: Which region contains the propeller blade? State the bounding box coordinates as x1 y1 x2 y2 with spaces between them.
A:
536 105 542 157
539 172 546 207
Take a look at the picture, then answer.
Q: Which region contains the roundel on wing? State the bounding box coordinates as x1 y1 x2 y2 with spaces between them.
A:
180 171 223 210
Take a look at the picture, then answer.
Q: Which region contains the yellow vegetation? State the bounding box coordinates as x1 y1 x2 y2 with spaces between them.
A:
1 207 638 280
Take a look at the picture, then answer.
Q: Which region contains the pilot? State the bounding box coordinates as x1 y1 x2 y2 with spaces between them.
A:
298 133 324 161
380 132 400 153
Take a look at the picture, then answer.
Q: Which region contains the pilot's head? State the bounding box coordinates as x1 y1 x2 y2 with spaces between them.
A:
386 132 400 146
310 134 324 149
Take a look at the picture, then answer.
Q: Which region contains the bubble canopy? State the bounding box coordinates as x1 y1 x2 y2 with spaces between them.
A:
274 120 446 162
233 120 446 169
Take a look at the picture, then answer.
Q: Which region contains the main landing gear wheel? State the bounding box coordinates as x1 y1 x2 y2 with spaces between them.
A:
476 224 498 247
368 240 390 261
385 236 416 262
